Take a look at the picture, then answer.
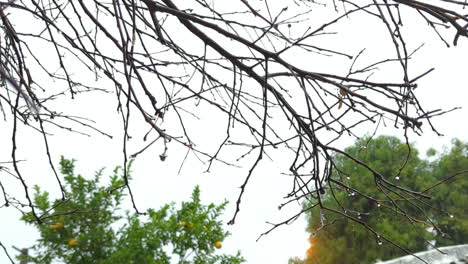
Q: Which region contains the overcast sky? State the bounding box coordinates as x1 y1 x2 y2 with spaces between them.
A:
1 2 468 264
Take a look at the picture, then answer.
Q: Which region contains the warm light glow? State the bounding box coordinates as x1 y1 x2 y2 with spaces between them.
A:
305 236 316 257
304 236 315 257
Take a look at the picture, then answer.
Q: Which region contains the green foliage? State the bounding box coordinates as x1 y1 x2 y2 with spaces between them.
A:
293 136 468 264
18 157 244 264
296 136 431 264
428 139 468 246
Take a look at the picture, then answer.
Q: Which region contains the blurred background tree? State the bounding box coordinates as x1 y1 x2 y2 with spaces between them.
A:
18 157 244 264
428 139 468 246
289 136 467 264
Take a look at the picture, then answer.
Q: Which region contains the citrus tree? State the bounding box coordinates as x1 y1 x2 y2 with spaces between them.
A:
18 157 244 264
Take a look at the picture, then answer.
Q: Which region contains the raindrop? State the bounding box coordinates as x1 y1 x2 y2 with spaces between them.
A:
357 213 361 219
377 203 381 208
346 176 350 180
377 240 383 246
349 192 355 197
395 175 400 180
450 214 454 218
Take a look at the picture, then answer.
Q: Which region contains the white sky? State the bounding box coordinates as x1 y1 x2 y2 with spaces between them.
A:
1 1 468 264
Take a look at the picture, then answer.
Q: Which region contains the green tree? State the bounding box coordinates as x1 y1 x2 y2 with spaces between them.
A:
294 136 433 264
428 139 468 246
292 137 468 264
18 157 244 264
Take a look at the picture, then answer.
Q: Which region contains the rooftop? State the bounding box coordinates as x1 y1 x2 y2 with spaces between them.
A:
376 244 468 264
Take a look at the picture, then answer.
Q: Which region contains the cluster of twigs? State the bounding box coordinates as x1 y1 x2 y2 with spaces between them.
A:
0 0 467 261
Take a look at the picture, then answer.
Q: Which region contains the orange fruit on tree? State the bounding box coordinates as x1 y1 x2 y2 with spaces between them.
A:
214 241 222 249
49 222 64 230
68 238 77 248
